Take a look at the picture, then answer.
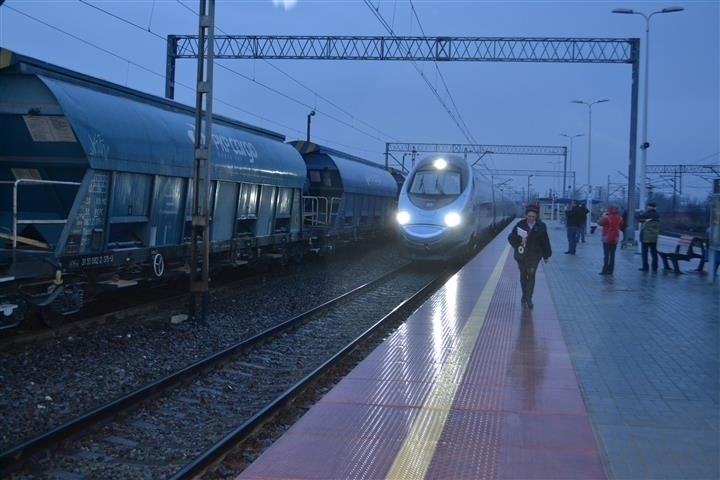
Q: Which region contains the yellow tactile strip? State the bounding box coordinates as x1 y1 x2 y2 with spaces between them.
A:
385 245 511 479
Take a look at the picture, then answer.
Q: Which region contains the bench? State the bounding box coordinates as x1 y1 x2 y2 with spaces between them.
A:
658 235 706 274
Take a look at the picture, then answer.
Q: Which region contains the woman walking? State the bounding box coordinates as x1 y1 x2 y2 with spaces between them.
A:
597 204 623 275
507 205 552 309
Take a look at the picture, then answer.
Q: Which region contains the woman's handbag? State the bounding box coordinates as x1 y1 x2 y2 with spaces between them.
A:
513 244 526 261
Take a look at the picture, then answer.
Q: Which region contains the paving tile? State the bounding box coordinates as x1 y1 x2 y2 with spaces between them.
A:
543 224 719 480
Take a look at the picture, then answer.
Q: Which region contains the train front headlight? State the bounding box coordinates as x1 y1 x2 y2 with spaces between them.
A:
444 211 461 227
396 210 411 225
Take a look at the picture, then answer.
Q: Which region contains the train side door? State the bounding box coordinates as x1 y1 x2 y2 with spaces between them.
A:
255 185 277 236
211 181 238 241
236 183 259 236
149 175 184 246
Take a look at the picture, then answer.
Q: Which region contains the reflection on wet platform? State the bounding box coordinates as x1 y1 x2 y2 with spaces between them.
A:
239 221 718 480
239 227 604 479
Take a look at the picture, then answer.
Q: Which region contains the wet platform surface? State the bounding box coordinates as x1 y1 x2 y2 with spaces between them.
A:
239 221 719 479
543 225 718 479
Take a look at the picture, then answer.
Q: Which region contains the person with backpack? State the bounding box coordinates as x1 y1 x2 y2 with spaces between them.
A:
597 204 623 275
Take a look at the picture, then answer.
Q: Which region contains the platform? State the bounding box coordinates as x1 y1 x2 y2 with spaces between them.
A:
238 221 719 480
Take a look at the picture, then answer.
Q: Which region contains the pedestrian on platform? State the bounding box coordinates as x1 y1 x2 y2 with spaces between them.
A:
565 201 584 254
578 202 590 242
635 202 660 271
507 204 552 309
597 204 623 275
703 225 720 277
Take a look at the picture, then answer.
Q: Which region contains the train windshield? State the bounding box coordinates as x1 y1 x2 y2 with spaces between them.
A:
408 170 461 196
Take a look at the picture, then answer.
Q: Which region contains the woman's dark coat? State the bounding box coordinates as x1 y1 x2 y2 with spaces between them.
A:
507 219 553 263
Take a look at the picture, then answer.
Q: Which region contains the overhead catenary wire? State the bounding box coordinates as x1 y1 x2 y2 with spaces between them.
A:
364 0 483 164
172 0 399 146
4 3 297 135
5 1 399 153
408 0 478 145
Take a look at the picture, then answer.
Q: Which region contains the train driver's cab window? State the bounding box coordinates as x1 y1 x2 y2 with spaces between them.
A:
409 170 461 196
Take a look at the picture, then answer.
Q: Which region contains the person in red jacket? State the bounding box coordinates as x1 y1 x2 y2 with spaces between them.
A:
597 204 623 275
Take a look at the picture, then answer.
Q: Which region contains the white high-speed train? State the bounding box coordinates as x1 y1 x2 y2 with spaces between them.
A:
396 154 515 261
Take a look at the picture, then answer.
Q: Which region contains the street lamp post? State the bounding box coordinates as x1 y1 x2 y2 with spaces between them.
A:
559 133 584 198
572 99 609 235
612 6 684 211
306 109 316 142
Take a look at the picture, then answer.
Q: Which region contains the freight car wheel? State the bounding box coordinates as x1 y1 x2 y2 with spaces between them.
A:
40 307 62 328
40 284 85 327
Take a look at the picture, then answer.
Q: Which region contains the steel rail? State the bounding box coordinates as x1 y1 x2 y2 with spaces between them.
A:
170 264 450 479
0 263 411 472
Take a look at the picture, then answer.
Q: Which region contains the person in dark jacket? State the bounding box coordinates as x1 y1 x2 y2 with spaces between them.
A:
577 202 590 242
565 201 584 254
507 204 552 309
635 202 660 271
597 204 623 275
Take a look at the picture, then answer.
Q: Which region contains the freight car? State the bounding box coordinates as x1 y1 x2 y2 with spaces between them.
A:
291 140 399 251
0 49 399 328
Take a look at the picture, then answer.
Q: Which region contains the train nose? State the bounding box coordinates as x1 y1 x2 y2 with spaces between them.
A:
402 225 446 240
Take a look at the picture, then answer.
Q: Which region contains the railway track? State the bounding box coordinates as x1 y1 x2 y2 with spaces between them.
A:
1 261 450 478
0 262 278 348
0 244 406 454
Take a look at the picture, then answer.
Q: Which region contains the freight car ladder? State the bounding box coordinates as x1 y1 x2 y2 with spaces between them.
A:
303 196 340 226
2 178 81 250
0 178 80 328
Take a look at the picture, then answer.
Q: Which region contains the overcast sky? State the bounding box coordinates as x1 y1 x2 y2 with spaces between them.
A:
1 0 718 201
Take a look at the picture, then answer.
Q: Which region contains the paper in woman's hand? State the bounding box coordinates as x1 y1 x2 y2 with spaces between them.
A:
516 227 528 239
